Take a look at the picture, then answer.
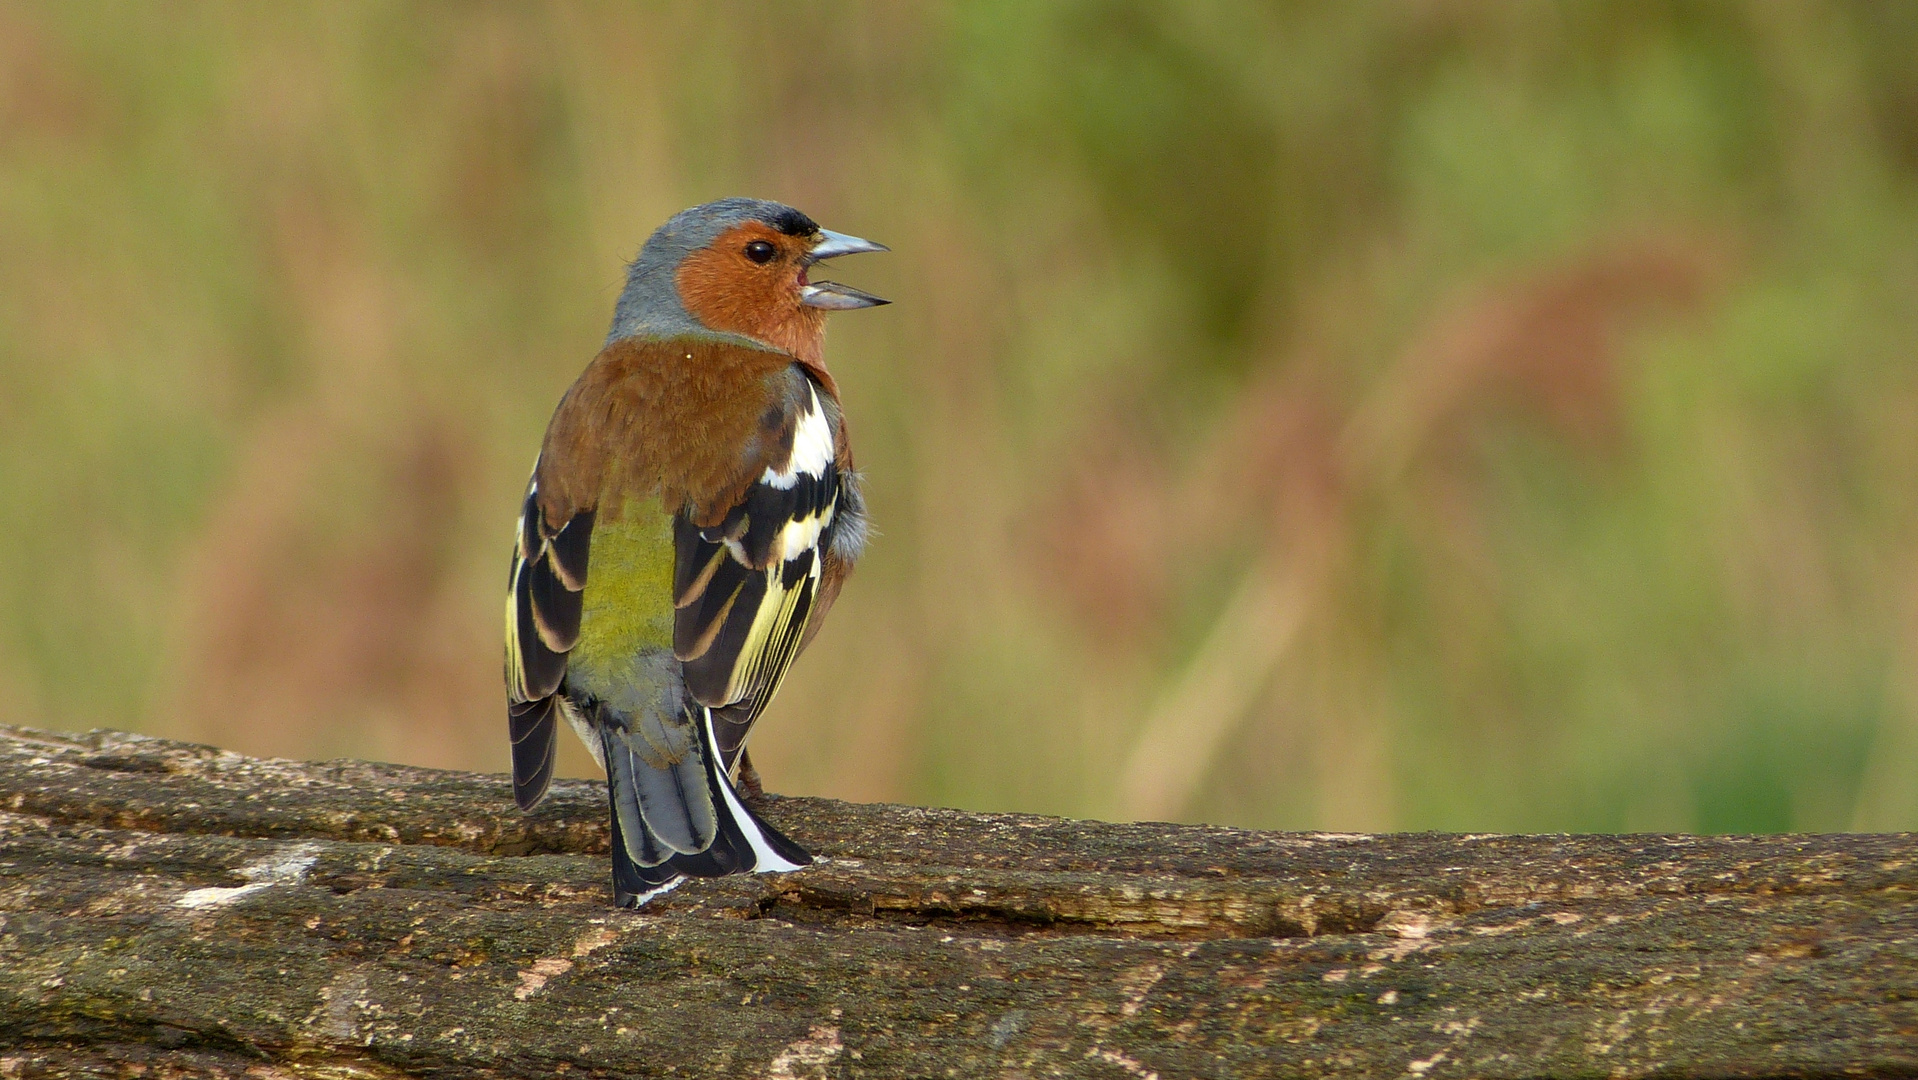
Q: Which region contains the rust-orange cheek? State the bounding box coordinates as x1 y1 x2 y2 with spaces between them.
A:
675 226 825 363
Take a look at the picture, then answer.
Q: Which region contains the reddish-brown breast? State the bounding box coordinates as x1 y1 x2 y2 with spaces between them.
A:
535 337 805 528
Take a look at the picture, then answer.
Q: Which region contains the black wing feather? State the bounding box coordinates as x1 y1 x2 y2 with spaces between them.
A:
547 509 594 590
708 555 817 765
509 697 558 810
505 468 595 810
672 515 720 606
680 565 768 700
512 562 568 699
675 552 753 663
526 554 582 651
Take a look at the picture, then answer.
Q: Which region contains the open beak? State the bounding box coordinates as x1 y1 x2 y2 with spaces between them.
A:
800 228 890 309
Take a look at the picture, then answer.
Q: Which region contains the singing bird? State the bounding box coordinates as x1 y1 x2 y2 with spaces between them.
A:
504 198 885 907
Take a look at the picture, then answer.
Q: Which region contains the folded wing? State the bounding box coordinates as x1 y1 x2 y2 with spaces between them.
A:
673 378 843 771
503 472 595 809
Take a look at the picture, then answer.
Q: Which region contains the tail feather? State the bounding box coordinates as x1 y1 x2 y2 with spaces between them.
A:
603 701 812 908
601 726 685 866
603 718 717 856
508 697 558 811
609 799 686 907
701 708 811 871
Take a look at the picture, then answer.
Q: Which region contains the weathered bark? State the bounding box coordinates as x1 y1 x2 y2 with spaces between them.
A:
0 724 1913 1079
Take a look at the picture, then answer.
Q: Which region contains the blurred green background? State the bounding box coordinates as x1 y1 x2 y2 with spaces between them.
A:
4 1 1917 833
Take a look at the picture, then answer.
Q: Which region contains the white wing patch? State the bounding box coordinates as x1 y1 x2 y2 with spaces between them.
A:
760 383 833 491
776 504 833 562
759 383 837 563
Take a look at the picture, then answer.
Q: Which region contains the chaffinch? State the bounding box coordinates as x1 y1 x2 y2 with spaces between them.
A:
504 198 885 907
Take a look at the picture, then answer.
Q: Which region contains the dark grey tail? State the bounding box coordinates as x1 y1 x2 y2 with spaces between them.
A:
602 704 811 908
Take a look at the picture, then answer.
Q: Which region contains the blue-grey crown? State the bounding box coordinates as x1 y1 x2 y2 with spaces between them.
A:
606 198 818 345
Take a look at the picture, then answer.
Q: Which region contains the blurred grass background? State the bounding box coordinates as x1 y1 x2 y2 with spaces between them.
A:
3 1 1918 833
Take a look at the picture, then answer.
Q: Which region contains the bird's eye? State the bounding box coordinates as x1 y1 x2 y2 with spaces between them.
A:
744 240 776 264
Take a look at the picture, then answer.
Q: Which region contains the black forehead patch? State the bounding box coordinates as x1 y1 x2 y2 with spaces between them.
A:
766 206 818 237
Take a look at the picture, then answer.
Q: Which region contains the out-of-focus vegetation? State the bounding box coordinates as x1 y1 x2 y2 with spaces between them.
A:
4 2 1918 833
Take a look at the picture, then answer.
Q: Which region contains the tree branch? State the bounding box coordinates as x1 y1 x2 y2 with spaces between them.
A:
0 724 1913 1078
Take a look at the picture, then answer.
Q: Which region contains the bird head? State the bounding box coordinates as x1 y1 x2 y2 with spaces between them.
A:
607 198 887 362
